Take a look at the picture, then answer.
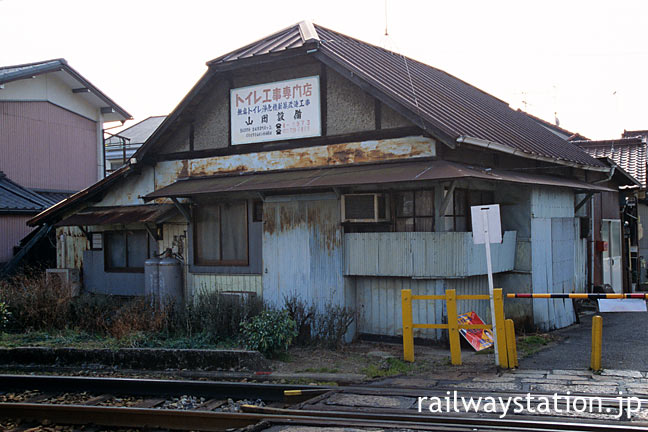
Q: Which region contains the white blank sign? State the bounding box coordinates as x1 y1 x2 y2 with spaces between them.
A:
471 204 502 245
598 299 647 312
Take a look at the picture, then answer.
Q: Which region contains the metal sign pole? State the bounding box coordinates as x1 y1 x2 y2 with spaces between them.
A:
481 210 500 366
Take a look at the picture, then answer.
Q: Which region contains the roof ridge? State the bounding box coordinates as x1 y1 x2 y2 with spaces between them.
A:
298 20 319 43
0 58 65 71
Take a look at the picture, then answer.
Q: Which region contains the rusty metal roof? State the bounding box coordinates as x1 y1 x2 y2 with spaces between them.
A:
27 164 134 226
54 204 177 227
145 160 612 201
576 137 647 187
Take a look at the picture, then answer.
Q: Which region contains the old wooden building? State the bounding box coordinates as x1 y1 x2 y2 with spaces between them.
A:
29 22 617 338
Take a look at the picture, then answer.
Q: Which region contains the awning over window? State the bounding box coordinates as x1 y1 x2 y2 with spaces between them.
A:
144 160 614 201
54 204 177 226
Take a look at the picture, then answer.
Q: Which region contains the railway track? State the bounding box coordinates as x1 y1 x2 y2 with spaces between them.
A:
0 374 645 431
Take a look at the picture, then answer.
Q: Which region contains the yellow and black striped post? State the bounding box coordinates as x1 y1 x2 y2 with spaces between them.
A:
507 293 648 299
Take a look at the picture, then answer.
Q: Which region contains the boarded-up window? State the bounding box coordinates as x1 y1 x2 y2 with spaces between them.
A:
194 201 248 266
394 189 434 232
105 230 148 272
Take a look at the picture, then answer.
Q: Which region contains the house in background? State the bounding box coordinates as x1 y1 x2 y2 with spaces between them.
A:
29 22 617 339
104 116 166 174
0 58 130 271
575 134 647 292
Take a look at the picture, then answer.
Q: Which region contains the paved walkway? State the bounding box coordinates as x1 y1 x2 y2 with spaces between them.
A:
521 311 648 371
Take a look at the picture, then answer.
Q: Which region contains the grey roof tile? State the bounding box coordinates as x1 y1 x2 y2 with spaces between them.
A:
576 138 646 187
0 172 52 213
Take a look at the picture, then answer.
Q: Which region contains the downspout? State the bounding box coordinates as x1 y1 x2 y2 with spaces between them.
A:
97 110 105 180
590 197 595 293
593 166 616 184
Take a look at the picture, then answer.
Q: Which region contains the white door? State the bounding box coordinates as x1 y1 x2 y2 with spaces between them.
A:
602 219 623 293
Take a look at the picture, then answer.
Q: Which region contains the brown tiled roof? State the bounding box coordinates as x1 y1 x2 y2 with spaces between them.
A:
576 138 647 187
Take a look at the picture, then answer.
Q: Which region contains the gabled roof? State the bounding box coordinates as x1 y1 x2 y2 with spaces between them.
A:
106 115 166 146
0 58 131 122
136 22 604 171
575 137 647 188
0 172 53 213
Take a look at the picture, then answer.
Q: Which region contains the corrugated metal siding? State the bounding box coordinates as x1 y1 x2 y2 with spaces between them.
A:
531 217 577 331
355 275 493 341
0 101 97 191
531 187 574 219
0 215 33 263
345 231 516 277
56 226 87 269
262 195 345 310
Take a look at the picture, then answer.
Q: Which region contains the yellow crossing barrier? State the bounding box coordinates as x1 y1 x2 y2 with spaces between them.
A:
401 288 515 367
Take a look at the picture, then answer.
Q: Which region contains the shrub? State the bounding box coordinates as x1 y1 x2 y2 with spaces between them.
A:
240 310 297 357
284 295 316 345
284 295 356 349
0 273 74 331
0 301 10 331
312 303 356 349
165 291 265 342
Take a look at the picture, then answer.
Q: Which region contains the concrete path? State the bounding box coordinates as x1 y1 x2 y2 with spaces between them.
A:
521 311 648 371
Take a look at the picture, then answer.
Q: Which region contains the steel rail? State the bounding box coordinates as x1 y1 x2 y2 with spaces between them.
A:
0 402 643 432
3 374 645 408
0 374 328 402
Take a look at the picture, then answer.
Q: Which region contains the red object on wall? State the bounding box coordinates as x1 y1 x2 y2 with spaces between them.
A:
595 241 608 252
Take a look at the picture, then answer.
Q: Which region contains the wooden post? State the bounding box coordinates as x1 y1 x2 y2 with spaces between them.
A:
446 289 462 365
493 288 508 368
401 289 414 362
505 318 518 368
591 315 603 371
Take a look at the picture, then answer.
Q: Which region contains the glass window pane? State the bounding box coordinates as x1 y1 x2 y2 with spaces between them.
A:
443 216 455 231
610 221 621 257
195 204 221 263
126 231 148 268
221 201 248 262
395 192 414 217
455 216 467 232
106 232 126 268
415 217 434 232
601 222 610 259
454 189 466 216
396 217 414 232
415 190 434 217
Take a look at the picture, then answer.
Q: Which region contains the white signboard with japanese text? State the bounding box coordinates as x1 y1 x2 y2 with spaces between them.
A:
230 76 321 145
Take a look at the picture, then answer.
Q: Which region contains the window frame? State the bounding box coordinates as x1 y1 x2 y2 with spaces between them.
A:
393 189 435 232
192 200 250 267
103 230 150 273
443 188 495 232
